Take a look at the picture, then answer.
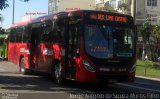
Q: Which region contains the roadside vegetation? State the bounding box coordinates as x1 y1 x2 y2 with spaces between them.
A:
136 59 160 79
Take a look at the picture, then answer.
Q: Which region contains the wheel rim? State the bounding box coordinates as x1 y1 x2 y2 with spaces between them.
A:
21 67 25 73
20 58 25 73
55 63 61 83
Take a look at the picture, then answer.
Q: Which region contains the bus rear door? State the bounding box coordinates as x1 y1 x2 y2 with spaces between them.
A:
66 19 81 79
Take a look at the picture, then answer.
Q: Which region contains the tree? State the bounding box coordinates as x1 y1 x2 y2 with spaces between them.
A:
0 27 5 34
96 6 117 12
118 3 128 11
140 21 160 61
0 0 9 10
118 3 129 14
140 22 155 61
0 0 29 10
153 25 160 41
153 25 160 57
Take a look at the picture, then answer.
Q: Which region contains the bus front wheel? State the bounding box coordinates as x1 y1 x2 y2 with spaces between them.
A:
54 61 63 84
20 57 28 75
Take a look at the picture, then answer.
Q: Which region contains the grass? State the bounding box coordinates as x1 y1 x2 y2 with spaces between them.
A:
136 59 155 67
136 60 160 79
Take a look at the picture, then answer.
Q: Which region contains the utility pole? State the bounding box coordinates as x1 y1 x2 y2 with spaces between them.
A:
131 0 136 24
12 0 15 24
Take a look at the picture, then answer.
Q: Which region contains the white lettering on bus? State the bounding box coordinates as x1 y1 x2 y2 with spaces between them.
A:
20 48 30 54
43 48 53 55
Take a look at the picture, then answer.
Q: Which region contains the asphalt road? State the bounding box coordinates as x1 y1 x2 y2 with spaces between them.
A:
0 61 160 99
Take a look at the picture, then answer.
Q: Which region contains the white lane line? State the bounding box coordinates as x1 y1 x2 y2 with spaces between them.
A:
136 76 160 81
117 83 160 93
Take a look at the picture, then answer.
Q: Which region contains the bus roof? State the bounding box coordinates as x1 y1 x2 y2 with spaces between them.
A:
10 10 134 28
11 19 35 28
69 10 133 18
68 10 134 25
32 12 68 24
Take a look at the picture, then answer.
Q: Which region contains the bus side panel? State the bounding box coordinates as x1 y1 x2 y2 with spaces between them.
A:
8 43 32 69
18 43 32 69
75 38 97 83
37 43 53 73
8 43 19 65
75 58 97 83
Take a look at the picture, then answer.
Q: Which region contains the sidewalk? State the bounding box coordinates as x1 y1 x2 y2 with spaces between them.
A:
136 75 160 81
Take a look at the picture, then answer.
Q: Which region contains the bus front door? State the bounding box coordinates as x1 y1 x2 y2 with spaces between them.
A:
30 27 41 71
66 23 80 79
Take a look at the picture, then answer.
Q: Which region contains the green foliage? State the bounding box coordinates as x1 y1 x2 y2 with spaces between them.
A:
153 25 160 41
137 59 155 67
118 3 128 11
0 0 9 10
95 6 117 13
136 65 160 78
0 0 29 10
140 22 152 47
136 60 160 78
140 22 153 41
0 27 5 34
140 22 157 61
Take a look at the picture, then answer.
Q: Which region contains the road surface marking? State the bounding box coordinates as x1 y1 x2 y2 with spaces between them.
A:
136 76 160 81
134 82 157 86
118 83 160 93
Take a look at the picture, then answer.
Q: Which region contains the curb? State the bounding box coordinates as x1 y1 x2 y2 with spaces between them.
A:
136 75 160 81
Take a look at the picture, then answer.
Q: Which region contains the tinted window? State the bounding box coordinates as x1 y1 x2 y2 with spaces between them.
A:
41 20 53 43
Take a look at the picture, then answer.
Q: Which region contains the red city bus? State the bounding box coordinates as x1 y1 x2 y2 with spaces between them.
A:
8 10 136 84
8 12 68 76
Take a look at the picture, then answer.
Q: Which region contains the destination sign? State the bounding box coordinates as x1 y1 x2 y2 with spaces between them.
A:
90 14 127 23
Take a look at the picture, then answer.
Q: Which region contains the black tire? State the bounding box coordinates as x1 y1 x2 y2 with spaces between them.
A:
20 57 28 75
54 61 63 84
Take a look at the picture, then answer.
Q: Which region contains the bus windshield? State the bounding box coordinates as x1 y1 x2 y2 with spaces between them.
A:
84 24 134 59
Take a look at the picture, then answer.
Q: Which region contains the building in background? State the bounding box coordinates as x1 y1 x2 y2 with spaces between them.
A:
135 0 160 26
135 0 160 59
135 0 145 25
145 0 160 25
48 0 95 14
95 0 132 15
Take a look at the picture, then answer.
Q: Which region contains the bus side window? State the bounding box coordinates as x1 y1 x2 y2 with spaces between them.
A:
53 19 66 46
9 28 16 43
41 20 53 43
68 23 80 57
31 27 41 45
23 26 31 43
16 27 23 43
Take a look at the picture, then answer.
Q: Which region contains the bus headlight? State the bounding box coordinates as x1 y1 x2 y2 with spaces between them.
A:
129 64 136 73
83 60 95 72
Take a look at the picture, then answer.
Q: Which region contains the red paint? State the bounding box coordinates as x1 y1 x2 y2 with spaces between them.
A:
8 10 136 83
52 44 61 60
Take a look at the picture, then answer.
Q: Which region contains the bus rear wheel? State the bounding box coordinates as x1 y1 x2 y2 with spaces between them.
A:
20 57 28 75
54 61 63 84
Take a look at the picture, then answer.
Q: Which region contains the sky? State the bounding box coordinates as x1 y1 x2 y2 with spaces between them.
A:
0 0 48 29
